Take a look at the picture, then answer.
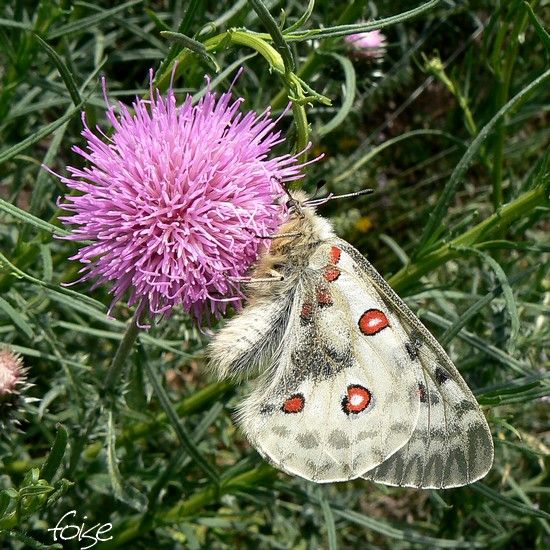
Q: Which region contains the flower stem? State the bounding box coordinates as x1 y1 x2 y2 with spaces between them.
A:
102 463 276 548
490 2 534 210
103 310 141 391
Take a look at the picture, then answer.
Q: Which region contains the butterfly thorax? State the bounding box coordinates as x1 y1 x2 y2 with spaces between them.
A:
247 199 335 302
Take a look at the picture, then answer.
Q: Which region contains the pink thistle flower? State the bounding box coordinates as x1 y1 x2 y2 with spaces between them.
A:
0 347 25 397
0 347 31 432
344 29 387 58
49 71 313 324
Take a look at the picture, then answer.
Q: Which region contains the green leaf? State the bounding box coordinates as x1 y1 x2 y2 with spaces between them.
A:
160 31 220 72
0 197 69 236
421 311 530 375
283 0 315 34
0 296 33 338
0 19 32 30
379 234 410 266
249 0 295 71
317 53 356 137
523 2 550 53
40 424 69 483
443 248 522 351
4 529 62 550
106 412 148 512
415 67 550 257
0 491 11 520
39 245 53 283
47 0 143 40
333 507 481 548
333 129 464 184
32 33 81 106
0 98 86 167
319 489 338 550
142 358 220 483
473 482 550 520
284 0 441 41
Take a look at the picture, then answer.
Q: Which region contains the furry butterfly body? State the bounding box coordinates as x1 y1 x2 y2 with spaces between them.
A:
209 192 493 487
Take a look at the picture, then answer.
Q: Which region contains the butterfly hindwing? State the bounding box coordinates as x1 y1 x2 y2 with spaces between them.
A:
209 295 293 380
335 239 494 488
237 243 422 482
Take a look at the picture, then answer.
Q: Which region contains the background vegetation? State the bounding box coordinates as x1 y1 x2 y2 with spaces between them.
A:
0 0 548 548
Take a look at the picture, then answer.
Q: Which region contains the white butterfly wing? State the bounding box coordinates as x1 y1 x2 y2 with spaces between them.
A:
237 243 422 482
335 239 494 488
208 296 293 381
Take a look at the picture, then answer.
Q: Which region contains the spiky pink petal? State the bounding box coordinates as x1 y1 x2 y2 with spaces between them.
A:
50 73 314 323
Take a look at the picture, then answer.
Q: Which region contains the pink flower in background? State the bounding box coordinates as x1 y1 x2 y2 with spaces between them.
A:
0 348 25 397
344 29 387 58
0 347 30 432
50 72 310 323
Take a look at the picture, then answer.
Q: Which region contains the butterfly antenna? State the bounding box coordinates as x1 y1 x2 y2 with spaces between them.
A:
303 188 374 207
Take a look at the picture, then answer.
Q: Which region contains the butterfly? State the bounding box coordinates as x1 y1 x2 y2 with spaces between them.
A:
208 190 493 488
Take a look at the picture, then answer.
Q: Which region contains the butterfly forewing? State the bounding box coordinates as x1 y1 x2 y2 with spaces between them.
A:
236 243 421 482
335 239 494 488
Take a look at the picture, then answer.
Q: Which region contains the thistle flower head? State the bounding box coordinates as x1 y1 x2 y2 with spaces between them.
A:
0 347 25 397
0 347 30 432
51 71 313 324
344 29 387 58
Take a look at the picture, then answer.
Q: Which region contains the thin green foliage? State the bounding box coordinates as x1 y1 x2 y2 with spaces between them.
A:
0 1 548 548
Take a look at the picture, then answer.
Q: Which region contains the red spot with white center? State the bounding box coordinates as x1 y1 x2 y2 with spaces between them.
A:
329 246 341 264
324 266 341 282
342 385 371 415
282 393 305 414
358 308 389 336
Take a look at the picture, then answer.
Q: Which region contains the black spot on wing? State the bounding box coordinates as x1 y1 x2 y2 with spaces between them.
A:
418 382 428 403
260 404 277 415
455 400 477 419
405 335 422 360
435 366 450 385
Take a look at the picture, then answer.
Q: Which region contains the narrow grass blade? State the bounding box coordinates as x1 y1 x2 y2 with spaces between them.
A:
40 424 68 483
472 482 550 520
415 67 550 257
106 412 148 512
47 0 143 40
318 53 355 137
0 296 33 339
318 489 338 550
143 358 220 483
33 33 81 106
523 2 550 53
444 247 522 350
333 129 464 183
0 197 69 235
284 0 441 41
333 508 481 548
249 0 295 71
0 99 86 166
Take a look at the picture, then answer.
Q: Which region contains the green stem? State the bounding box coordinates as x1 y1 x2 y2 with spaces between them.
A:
102 310 141 391
425 57 477 135
270 1 364 110
491 1 535 210
121 379 233 442
388 184 548 293
104 463 276 548
63 309 140 476
2 380 234 476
